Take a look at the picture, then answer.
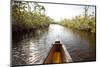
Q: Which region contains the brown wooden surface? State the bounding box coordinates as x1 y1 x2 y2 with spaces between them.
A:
43 41 72 64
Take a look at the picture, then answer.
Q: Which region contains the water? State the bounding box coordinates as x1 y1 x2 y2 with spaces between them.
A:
12 24 96 66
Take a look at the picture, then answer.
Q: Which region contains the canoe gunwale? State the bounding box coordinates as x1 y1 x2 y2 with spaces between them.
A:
43 41 73 64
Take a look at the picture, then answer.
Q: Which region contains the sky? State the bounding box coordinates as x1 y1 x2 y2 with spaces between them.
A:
14 0 96 21
39 3 95 21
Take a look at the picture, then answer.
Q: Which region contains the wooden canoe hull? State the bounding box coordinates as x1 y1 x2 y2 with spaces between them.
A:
43 41 72 64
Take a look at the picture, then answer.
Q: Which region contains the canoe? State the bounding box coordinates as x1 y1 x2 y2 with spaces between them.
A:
43 40 72 64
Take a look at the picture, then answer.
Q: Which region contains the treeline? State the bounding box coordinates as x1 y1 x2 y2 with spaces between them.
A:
12 1 54 32
59 6 96 33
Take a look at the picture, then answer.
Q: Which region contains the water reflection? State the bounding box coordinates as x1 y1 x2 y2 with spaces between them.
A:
12 24 96 65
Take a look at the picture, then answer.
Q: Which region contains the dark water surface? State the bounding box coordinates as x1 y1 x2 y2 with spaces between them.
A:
12 24 96 65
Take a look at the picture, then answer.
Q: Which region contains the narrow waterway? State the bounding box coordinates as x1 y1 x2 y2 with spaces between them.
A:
12 24 96 65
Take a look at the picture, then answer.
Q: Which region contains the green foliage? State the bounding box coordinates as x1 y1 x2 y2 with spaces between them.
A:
59 15 96 33
12 1 54 32
59 6 96 33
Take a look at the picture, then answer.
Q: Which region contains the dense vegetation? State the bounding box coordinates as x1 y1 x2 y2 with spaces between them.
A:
12 1 54 32
59 6 96 33
12 1 96 34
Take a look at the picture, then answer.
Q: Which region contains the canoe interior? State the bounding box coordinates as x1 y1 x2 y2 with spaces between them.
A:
43 41 72 64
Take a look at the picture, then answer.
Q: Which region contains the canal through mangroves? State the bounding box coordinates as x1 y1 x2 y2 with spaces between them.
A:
12 24 96 65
